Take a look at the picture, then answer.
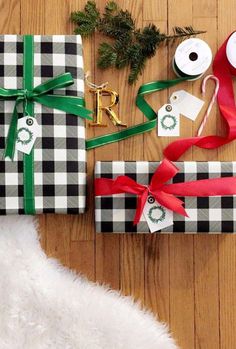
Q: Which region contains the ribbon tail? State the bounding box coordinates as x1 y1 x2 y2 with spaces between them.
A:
32 72 74 95
4 104 19 160
95 177 132 195
133 190 148 225
163 176 236 197
35 95 93 120
154 190 188 217
163 135 232 161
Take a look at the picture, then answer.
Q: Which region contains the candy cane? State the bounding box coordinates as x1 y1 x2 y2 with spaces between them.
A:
197 75 220 136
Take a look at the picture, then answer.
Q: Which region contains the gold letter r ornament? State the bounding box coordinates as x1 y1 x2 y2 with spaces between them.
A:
89 87 127 127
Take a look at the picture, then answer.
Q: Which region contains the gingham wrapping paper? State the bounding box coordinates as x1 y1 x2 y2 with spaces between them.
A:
95 161 236 233
0 35 86 214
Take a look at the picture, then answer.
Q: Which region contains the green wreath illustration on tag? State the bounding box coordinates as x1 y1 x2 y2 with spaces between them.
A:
160 114 177 130
17 127 33 145
147 205 166 223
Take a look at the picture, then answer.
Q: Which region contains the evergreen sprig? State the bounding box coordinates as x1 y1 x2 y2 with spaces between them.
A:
71 1 206 84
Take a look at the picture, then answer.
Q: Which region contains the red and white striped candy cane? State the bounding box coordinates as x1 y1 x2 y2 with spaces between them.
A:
197 75 220 136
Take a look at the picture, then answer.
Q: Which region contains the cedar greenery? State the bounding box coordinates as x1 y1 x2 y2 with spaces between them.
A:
71 1 206 84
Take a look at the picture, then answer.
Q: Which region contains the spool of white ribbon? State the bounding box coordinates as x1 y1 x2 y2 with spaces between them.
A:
173 38 212 80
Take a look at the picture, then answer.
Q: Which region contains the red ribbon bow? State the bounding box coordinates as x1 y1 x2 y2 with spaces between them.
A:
163 31 236 161
95 159 236 225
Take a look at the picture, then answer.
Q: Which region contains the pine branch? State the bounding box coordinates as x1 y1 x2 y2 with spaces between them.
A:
104 0 119 14
128 56 146 84
165 26 206 41
71 1 206 84
97 42 117 69
71 1 100 37
135 24 166 57
98 9 135 38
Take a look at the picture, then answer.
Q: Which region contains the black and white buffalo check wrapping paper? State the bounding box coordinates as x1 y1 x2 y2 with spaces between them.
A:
95 161 236 233
0 35 86 214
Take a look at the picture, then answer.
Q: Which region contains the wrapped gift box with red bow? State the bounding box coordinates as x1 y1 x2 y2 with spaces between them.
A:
94 160 236 233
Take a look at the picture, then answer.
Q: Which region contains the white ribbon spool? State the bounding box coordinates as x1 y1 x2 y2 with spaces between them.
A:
173 38 212 80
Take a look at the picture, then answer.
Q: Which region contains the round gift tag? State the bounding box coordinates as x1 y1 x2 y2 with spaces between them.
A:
226 32 236 68
173 38 212 79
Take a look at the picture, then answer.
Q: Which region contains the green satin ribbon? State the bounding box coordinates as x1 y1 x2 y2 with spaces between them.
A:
23 35 35 214
4 69 92 160
85 77 191 149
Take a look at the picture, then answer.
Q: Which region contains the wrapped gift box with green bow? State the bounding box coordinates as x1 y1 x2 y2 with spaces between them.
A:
0 35 92 215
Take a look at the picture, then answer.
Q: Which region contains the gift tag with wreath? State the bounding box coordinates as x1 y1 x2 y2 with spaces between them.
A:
157 104 180 136
16 116 40 155
143 195 173 232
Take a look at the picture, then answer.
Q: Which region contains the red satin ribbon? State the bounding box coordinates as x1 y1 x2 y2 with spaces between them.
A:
164 31 236 161
95 159 236 225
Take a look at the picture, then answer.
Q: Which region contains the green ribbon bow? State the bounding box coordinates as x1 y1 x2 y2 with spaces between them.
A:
3 72 92 160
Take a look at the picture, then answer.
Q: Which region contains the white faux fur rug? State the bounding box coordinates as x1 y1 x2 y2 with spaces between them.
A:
0 216 178 349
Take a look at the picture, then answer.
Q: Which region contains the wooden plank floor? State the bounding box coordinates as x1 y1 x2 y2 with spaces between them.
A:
2 0 236 348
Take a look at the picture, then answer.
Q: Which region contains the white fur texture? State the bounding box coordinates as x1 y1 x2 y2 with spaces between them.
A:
0 216 178 349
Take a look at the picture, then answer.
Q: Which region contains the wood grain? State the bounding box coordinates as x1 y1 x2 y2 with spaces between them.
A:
0 0 20 33
96 234 120 290
144 235 170 322
70 240 95 281
5 1 236 348
120 234 145 303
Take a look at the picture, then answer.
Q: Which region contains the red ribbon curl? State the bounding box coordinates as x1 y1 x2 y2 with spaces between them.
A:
164 32 236 161
95 159 236 225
